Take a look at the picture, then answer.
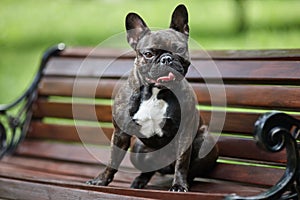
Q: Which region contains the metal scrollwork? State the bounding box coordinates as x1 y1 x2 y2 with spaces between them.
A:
226 112 300 200
0 121 7 158
0 43 66 159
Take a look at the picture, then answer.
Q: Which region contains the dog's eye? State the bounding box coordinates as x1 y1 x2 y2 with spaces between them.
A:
177 47 186 54
143 51 154 59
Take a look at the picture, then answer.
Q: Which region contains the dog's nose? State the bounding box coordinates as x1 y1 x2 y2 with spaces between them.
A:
160 55 173 65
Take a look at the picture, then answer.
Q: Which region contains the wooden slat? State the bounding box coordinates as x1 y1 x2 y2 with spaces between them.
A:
60 47 136 59
45 57 133 78
0 157 134 187
193 84 300 110
203 111 300 134
217 136 286 163
15 140 113 165
45 58 300 84
190 60 300 83
60 47 300 60
209 162 284 187
33 100 112 122
38 77 118 99
203 111 298 135
0 162 85 182
200 110 300 136
204 110 300 136
2 156 100 179
0 178 152 200
191 49 300 60
28 121 112 145
202 111 260 134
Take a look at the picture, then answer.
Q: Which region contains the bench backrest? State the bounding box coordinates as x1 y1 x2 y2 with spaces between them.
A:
25 47 300 187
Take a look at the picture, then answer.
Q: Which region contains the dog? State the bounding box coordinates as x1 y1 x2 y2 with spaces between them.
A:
87 4 218 192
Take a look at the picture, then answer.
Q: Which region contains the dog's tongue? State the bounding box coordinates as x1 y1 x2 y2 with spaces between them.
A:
156 72 175 83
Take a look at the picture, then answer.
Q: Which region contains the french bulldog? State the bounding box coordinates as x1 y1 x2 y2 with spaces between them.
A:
87 4 219 192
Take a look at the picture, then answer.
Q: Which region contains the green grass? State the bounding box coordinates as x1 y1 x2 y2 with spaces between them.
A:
0 0 300 104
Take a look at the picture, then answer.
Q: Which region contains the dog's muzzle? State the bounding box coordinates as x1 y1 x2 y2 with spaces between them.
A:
143 52 187 86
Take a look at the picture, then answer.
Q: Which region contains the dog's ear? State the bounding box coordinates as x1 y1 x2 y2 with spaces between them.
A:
126 13 149 49
170 4 189 36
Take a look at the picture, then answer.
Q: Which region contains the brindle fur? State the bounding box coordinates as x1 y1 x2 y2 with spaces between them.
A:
87 4 218 192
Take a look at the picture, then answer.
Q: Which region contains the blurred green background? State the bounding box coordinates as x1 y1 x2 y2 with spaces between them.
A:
0 0 300 104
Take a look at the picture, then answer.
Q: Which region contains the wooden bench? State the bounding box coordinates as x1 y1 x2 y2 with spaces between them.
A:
0 44 300 199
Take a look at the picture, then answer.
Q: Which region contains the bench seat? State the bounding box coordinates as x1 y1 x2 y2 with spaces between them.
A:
0 44 299 199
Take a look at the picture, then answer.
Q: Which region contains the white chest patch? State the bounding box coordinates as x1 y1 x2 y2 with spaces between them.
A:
133 88 168 138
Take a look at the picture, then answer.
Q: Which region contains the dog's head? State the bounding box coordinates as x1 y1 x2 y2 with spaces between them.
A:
126 4 190 86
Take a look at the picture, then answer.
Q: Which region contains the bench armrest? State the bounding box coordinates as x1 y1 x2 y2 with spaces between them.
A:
226 112 300 200
0 43 65 158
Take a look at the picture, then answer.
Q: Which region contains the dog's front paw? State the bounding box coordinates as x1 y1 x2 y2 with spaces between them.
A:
130 172 154 189
169 184 188 192
130 177 148 189
86 175 111 186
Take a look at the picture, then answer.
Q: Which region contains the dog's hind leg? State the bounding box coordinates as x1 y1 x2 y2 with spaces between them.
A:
188 127 219 185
